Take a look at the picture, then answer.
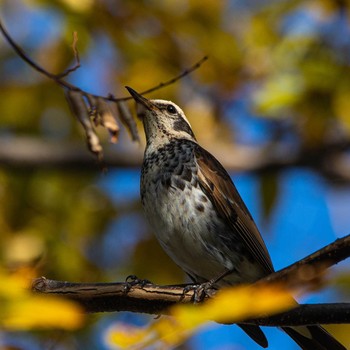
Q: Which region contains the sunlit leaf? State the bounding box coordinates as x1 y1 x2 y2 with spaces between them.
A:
106 322 150 349
2 295 84 330
172 284 294 326
0 270 84 330
106 283 295 349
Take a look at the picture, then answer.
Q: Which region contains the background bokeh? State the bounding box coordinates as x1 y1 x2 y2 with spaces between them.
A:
0 0 350 349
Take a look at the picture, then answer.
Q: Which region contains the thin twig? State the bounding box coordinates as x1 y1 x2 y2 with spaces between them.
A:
86 55 208 102
136 56 208 96
0 19 76 91
56 31 81 78
0 18 207 102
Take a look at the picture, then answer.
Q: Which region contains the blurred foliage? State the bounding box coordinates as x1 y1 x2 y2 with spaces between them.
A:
0 268 84 330
0 0 350 349
107 283 294 349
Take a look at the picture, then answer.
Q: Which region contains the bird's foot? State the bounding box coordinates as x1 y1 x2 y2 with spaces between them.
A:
123 275 152 293
183 281 216 303
183 270 233 303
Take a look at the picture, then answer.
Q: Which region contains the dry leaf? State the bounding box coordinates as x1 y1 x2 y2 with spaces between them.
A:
117 100 140 142
97 98 120 143
85 93 99 124
65 90 103 158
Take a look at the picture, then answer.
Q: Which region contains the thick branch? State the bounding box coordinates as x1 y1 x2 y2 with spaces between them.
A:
247 303 350 326
32 279 189 314
260 234 350 286
32 278 350 325
32 234 350 326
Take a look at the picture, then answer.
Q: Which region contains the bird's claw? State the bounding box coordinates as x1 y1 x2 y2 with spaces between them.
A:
183 282 214 303
123 275 152 293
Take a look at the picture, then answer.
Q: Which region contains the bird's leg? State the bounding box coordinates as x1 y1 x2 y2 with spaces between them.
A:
123 274 152 293
184 269 234 303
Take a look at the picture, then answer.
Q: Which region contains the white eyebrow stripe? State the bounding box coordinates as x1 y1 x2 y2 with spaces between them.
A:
150 99 193 127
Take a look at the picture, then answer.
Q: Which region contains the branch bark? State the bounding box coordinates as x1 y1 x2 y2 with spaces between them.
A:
32 234 350 326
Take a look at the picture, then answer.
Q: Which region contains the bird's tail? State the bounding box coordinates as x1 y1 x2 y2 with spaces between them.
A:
282 325 346 350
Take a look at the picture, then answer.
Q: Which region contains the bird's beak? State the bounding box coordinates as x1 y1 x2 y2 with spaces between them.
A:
125 87 157 118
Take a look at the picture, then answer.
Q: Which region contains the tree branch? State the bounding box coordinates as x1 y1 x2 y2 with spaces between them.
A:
2 17 350 176
31 278 350 325
0 18 208 160
0 18 207 102
260 234 350 287
247 303 350 326
55 31 81 79
32 234 350 326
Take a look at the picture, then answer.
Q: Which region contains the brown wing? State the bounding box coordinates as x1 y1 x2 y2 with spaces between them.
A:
194 144 274 275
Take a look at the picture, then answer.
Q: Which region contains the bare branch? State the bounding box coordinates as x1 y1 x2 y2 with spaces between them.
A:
0 18 207 159
259 234 350 287
246 303 350 326
136 56 208 97
32 278 188 314
0 19 77 91
55 31 81 79
32 234 350 326
31 277 350 326
32 278 350 325
0 18 207 102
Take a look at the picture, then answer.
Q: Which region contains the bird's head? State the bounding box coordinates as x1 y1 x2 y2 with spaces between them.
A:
126 87 196 147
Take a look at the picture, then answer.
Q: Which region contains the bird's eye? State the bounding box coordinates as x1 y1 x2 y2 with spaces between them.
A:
166 105 177 114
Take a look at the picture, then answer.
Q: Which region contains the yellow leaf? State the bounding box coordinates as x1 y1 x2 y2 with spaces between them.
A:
0 270 84 330
0 274 26 298
172 284 295 327
2 295 84 330
151 317 190 346
106 283 295 349
105 322 149 349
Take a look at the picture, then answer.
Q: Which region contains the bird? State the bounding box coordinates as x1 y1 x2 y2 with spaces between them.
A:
126 86 345 350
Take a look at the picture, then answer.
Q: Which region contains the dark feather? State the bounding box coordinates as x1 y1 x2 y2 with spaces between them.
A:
238 324 268 348
282 325 346 350
193 143 345 349
194 143 274 276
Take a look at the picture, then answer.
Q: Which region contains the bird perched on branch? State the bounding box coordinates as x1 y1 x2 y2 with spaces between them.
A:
126 86 345 350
